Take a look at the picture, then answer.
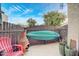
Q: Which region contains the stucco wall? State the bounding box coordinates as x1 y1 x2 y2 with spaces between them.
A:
2 13 8 22
68 3 79 50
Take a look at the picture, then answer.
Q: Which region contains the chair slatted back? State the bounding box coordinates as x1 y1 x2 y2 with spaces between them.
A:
0 37 12 52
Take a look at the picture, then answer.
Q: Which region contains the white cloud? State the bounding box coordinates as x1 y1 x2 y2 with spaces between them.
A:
8 17 28 26
22 9 32 15
13 5 22 12
17 8 33 17
17 5 22 10
1 7 8 13
38 12 44 16
2 6 20 16
26 16 44 25
6 7 17 15
8 16 44 25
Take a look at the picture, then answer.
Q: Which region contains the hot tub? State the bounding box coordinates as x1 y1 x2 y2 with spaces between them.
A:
26 31 60 40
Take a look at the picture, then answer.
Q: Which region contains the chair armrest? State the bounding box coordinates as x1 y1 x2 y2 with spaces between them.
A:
12 44 23 52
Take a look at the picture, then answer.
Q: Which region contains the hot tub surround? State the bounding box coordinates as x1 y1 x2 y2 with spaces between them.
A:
26 30 61 45
25 25 67 45
27 31 60 40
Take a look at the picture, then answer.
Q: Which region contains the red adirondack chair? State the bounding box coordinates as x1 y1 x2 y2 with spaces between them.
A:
0 36 24 56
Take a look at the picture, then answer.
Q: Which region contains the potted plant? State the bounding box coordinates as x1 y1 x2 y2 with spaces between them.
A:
59 40 66 56
65 39 77 56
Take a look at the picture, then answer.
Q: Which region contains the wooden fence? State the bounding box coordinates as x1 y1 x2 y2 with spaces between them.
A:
2 22 24 31
0 24 2 31
0 30 24 45
0 22 25 45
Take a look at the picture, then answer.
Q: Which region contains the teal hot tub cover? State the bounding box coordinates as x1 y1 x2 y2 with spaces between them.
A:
26 30 60 40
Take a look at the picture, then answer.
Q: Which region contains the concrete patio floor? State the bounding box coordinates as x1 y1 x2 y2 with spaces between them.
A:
24 42 61 56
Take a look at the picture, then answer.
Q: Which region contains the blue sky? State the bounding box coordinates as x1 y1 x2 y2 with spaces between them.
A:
1 3 67 25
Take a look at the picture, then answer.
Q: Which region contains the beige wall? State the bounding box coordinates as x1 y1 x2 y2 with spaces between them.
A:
68 3 79 50
2 13 8 22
